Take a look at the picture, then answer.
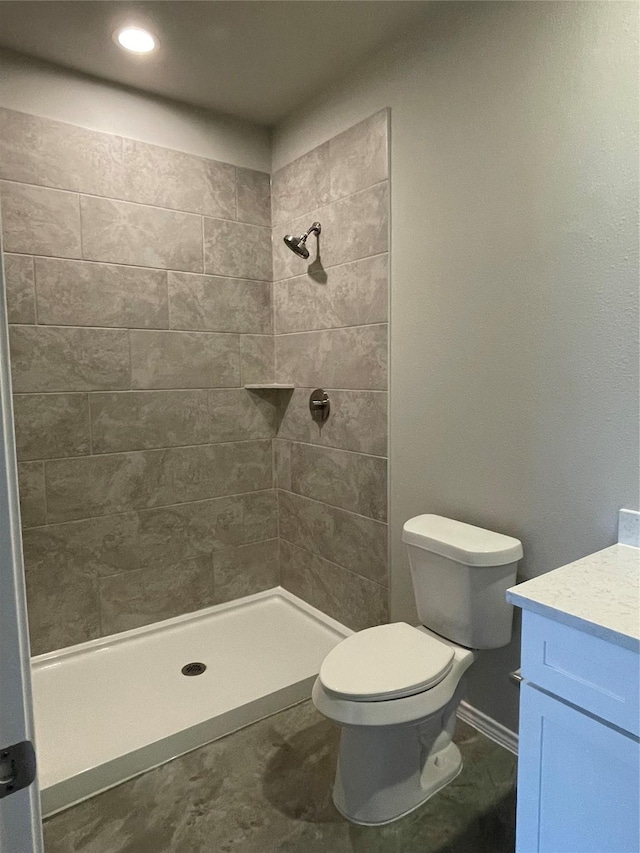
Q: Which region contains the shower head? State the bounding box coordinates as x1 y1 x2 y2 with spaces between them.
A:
284 234 310 259
283 221 321 259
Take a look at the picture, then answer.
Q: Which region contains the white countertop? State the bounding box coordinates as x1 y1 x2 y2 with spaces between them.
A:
507 544 640 651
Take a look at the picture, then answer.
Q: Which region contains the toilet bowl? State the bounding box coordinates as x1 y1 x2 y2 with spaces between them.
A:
312 515 522 825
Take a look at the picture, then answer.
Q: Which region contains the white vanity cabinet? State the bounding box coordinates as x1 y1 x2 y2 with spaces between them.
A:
508 544 640 853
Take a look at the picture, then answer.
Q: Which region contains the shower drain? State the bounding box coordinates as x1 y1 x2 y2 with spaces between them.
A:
181 662 206 676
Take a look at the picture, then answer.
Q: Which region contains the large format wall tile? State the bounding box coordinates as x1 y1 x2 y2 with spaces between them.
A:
328 110 388 202
90 390 211 453
236 168 271 226
136 497 244 568
240 334 274 384
0 181 81 258
276 324 387 390
10 326 130 392
25 557 100 655
0 108 124 198
209 389 277 441
243 490 278 542
277 388 387 456
17 461 46 527
274 254 388 333
322 182 389 268
279 491 387 585
122 139 236 219
81 196 203 272
271 142 330 225
13 393 90 461
99 556 215 634
22 513 141 580
130 330 239 389
168 272 271 334
203 218 271 281
290 442 387 521
35 258 169 329
45 440 273 522
213 539 279 603
280 540 387 631
3 253 35 324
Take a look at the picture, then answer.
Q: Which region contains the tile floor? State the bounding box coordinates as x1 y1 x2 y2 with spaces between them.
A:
43 701 517 852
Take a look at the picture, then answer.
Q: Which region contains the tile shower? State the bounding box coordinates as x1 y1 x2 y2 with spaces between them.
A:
0 106 389 656
0 106 390 842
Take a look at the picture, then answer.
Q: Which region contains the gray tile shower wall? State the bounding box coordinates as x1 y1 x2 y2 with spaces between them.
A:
272 110 390 629
1 106 390 653
0 107 276 654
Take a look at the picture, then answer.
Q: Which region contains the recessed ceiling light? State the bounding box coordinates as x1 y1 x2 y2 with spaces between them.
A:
114 26 157 54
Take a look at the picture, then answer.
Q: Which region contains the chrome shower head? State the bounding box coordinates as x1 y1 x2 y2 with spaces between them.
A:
283 221 321 259
284 233 310 259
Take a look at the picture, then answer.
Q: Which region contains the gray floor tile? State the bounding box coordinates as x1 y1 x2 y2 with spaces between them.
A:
43 703 516 853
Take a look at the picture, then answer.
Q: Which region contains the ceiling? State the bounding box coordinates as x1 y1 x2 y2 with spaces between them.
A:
0 1 431 125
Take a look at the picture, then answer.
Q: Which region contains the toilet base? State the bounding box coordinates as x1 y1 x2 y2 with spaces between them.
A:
333 740 463 826
331 685 465 825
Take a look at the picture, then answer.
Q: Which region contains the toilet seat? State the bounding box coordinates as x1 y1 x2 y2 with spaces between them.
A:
319 622 455 702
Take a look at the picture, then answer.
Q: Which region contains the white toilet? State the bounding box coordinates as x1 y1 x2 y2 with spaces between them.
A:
312 514 523 826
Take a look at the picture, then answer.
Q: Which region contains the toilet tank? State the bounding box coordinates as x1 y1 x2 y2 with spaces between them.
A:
402 515 523 649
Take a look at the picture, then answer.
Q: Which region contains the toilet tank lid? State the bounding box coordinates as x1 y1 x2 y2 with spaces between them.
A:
402 515 523 566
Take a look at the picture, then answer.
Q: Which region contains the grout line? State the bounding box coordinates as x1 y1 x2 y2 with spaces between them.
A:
0 178 274 228
126 328 133 391
8 322 249 336
277 434 387 459
234 166 239 222
30 255 39 325
164 271 172 330
274 321 388 337
40 460 48 525
86 393 93 456
278 479 386 524
271 177 389 230
273 250 389 284
277 487 388 526
201 214 205 274
6 252 273 284
272 250 388 286
22 486 278 531
283 437 388 461
78 192 84 260
21 435 275 463
279 536 388 590
2 249 272 282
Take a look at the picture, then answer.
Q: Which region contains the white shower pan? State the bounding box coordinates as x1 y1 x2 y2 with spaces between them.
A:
31 587 351 817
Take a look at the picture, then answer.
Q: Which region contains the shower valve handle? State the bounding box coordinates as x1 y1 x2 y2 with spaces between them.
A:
309 389 330 423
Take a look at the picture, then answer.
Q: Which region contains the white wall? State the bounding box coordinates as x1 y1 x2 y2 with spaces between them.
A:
0 49 271 171
273 1 639 731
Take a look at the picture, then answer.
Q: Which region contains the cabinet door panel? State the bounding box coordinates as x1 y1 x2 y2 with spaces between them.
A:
516 683 640 853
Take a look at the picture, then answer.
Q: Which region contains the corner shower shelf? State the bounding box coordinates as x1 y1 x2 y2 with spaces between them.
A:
243 384 294 390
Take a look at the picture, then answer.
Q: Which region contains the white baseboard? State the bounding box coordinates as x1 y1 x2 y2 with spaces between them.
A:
457 700 518 755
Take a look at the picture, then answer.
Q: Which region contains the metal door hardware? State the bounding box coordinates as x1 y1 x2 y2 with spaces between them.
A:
309 389 330 423
0 740 36 799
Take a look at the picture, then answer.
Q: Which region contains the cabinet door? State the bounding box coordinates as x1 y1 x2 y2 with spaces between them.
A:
516 683 640 853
